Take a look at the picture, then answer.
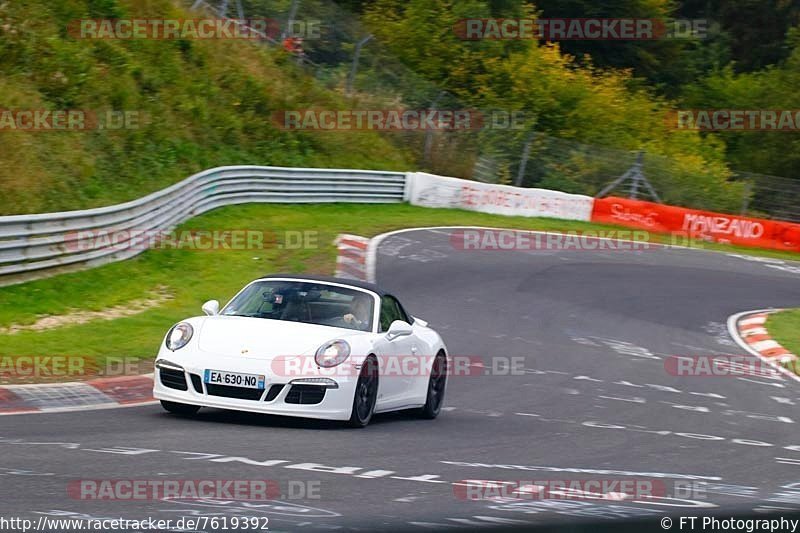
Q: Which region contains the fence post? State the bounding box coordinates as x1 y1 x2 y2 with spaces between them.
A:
282 0 300 39
422 92 447 167
346 34 373 96
740 181 754 215
515 132 538 187
596 151 661 203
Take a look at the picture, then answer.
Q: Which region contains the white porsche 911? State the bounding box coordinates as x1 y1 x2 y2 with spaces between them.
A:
153 275 448 427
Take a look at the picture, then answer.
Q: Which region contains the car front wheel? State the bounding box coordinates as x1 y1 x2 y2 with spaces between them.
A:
348 356 378 428
419 351 447 419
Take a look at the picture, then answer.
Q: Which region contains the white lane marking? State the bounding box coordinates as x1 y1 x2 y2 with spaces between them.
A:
599 395 646 404
766 264 800 275
737 377 786 388
671 342 728 354
771 396 796 405
498 414 800 450
439 461 722 481
377 236 417 257
721 410 793 424
701 322 739 347
408 521 460 529
571 336 662 361
524 367 729 400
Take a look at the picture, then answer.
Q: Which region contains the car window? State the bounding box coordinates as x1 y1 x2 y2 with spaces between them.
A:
221 280 374 331
379 295 407 332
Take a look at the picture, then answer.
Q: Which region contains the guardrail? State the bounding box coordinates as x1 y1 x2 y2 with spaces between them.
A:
0 166 406 286
5 164 796 288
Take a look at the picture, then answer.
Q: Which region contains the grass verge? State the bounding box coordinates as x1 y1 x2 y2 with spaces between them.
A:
1 202 799 383
765 309 800 375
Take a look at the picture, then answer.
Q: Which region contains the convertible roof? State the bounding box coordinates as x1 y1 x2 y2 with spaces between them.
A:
255 274 387 296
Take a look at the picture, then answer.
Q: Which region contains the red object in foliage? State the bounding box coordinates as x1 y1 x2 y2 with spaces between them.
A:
282 37 304 54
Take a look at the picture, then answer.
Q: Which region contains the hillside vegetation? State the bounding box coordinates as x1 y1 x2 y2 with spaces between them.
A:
0 0 409 214
1 0 798 216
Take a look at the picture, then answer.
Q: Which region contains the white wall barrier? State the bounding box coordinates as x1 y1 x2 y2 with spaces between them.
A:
406 172 594 221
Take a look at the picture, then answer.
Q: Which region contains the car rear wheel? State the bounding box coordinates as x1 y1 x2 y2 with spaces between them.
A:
348 356 378 428
160 400 200 416
418 351 447 419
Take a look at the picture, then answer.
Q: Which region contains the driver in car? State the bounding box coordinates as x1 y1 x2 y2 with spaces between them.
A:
343 295 371 330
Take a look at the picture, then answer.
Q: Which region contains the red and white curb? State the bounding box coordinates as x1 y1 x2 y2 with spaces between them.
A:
335 234 370 281
728 309 800 384
0 374 156 415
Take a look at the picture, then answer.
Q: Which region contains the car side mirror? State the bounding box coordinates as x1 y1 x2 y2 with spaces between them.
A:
386 320 413 340
202 299 219 316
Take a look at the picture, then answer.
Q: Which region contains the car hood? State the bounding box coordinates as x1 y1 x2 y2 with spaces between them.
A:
197 316 360 359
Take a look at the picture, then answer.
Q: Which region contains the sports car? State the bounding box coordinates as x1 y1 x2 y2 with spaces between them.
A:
153 275 448 427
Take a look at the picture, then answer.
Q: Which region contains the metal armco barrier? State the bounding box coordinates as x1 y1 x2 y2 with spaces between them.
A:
0 166 406 286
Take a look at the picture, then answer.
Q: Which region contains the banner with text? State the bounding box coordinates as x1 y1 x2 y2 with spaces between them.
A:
592 196 800 252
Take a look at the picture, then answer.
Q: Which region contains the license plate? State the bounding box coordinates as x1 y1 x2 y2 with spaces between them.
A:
204 369 265 389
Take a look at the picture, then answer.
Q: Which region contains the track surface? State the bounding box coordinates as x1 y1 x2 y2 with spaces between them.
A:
2 228 800 531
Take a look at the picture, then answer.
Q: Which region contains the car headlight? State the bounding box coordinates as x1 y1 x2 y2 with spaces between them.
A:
165 322 194 351
315 340 351 367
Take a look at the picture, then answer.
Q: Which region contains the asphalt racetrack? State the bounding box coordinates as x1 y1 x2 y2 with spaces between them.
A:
2 228 800 532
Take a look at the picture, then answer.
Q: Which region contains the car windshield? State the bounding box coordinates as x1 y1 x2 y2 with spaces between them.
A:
220 280 375 332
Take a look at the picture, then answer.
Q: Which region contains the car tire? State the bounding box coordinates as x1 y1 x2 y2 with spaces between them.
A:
160 400 200 416
418 351 447 419
348 356 378 428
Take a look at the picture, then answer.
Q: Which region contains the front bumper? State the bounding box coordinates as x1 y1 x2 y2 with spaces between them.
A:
152 358 358 421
